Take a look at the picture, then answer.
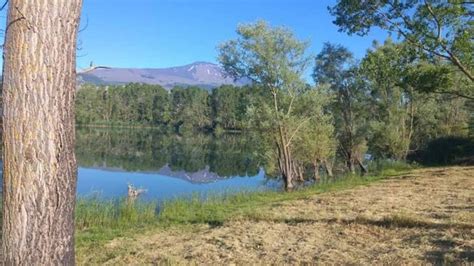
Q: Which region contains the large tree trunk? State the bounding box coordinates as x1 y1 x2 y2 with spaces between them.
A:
1 1 82 264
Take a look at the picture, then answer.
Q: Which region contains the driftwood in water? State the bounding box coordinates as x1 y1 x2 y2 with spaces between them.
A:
127 183 147 202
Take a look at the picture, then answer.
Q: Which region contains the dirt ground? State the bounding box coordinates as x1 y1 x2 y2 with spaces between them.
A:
79 166 474 265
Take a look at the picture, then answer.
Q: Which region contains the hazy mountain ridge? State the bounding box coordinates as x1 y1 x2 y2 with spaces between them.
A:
78 61 247 90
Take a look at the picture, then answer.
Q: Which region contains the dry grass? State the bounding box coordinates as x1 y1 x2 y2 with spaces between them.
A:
77 166 474 265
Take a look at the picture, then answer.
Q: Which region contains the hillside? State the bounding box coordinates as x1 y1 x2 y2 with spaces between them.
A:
78 62 248 89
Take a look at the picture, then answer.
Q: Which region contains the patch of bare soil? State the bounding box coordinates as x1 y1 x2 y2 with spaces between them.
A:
79 167 474 265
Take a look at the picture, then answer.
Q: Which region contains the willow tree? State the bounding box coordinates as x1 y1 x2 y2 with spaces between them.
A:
219 21 315 189
292 88 336 180
2 0 82 264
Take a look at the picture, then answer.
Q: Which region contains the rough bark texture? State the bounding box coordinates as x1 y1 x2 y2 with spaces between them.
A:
1 0 82 264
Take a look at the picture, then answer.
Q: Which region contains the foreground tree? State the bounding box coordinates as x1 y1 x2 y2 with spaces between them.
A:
2 0 82 264
219 21 322 189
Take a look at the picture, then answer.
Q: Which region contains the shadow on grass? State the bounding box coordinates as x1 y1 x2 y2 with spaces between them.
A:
246 214 474 264
245 214 474 231
350 215 474 230
424 239 474 265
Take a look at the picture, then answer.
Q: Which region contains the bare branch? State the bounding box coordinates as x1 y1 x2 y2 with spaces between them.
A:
78 64 111 74
0 0 8 11
424 0 442 41
285 117 311 148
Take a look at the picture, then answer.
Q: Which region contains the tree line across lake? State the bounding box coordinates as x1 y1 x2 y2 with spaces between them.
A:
76 83 254 132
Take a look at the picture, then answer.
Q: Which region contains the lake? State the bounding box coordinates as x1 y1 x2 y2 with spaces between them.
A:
74 127 277 200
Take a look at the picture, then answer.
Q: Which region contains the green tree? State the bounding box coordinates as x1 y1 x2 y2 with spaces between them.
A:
313 43 369 174
359 40 470 160
219 21 333 189
211 85 247 130
360 41 417 160
76 85 103 125
330 0 474 83
292 88 336 180
171 86 211 131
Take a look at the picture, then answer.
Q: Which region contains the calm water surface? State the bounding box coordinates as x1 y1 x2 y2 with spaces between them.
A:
74 127 276 200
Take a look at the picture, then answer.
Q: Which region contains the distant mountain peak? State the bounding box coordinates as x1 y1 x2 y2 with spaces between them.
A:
78 61 247 90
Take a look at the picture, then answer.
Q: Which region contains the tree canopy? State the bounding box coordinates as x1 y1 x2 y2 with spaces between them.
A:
329 0 474 83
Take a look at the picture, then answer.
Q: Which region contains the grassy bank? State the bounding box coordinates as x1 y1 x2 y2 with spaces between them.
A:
78 166 473 265
75 161 415 248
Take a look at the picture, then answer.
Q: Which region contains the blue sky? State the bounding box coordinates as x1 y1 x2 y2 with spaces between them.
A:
77 0 389 69
1 0 388 71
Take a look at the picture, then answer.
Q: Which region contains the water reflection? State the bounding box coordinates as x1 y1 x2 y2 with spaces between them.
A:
76 127 265 179
75 127 273 199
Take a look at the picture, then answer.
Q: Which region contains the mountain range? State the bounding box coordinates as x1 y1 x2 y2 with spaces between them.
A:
78 61 247 90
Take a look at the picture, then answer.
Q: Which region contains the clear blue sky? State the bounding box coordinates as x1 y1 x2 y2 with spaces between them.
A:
1 0 388 72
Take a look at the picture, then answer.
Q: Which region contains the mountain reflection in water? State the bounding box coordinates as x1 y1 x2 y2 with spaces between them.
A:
74 127 276 200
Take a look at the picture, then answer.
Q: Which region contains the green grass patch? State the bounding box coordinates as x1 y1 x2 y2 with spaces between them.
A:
75 198 158 231
368 159 417 176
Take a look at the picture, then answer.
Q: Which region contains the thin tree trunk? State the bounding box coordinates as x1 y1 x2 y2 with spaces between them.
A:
277 141 294 190
270 87 295 190
357 158 368 176
323 159 334 178
313 161 320 181
404 88 415 160
296 162 304 181
2 1 82 264
348 158 356 175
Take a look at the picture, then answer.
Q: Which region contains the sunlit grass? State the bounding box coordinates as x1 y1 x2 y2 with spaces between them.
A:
75 197 158 231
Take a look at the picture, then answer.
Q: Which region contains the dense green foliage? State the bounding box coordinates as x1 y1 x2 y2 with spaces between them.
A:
313 43 369 174
414 136 474 166
313 40 471 167
330 0 474 86
76 83 258 132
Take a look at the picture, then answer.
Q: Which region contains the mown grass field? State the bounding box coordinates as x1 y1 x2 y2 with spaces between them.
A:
74 165 474 264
